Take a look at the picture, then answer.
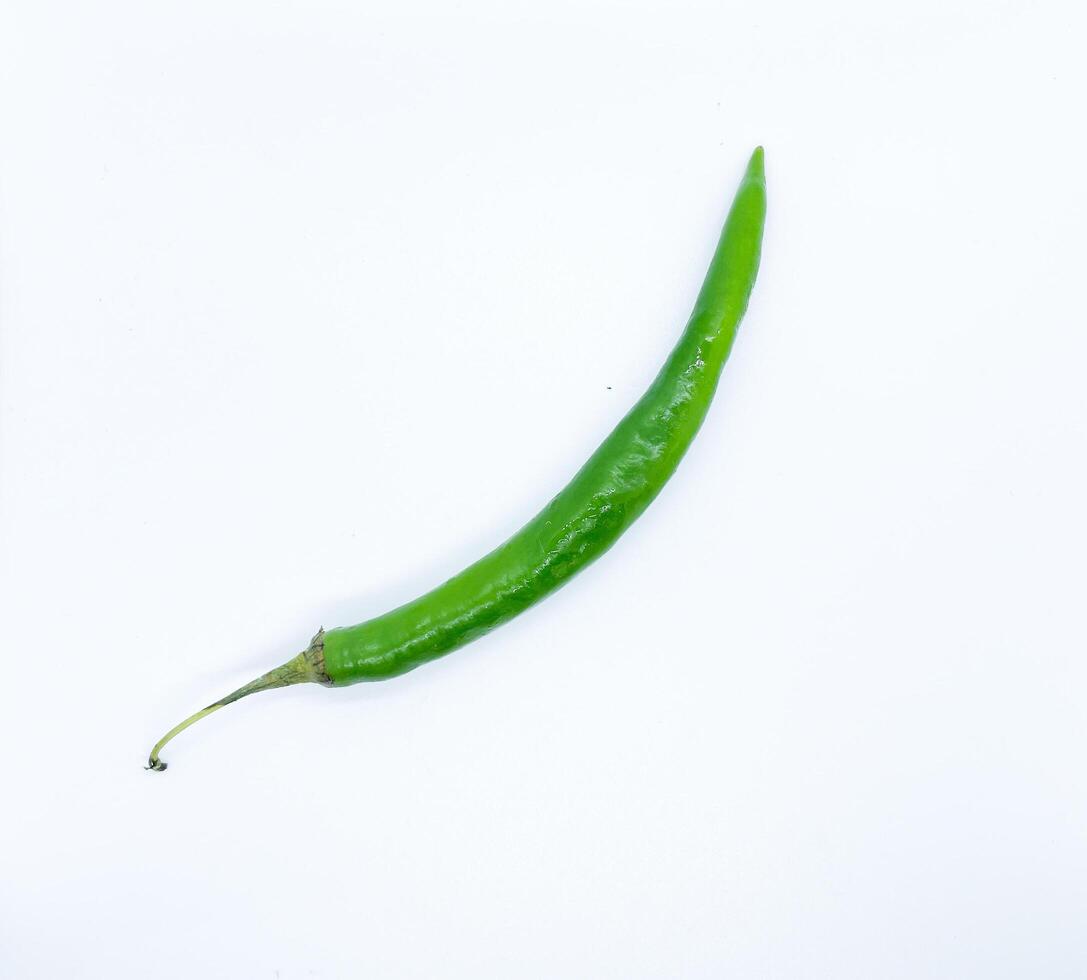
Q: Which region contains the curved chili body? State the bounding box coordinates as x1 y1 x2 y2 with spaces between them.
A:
323 147 766 684
145 146 767 770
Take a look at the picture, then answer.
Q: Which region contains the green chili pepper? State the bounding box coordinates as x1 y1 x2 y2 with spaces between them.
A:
147 147 767 770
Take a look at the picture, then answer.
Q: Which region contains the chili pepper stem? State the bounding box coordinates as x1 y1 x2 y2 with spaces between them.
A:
146 630 328 771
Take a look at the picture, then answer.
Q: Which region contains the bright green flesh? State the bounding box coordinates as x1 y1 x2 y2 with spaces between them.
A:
324 147 766 684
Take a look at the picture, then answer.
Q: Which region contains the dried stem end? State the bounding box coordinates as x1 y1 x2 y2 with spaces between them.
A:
146 629 328 772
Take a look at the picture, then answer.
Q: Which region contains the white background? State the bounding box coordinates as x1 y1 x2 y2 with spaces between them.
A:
1 1 1085 977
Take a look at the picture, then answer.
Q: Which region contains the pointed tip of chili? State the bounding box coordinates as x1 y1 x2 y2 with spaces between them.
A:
746 146 765 184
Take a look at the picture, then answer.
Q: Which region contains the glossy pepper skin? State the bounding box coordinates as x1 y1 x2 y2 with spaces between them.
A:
323 146 766 683
147 147 766 770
